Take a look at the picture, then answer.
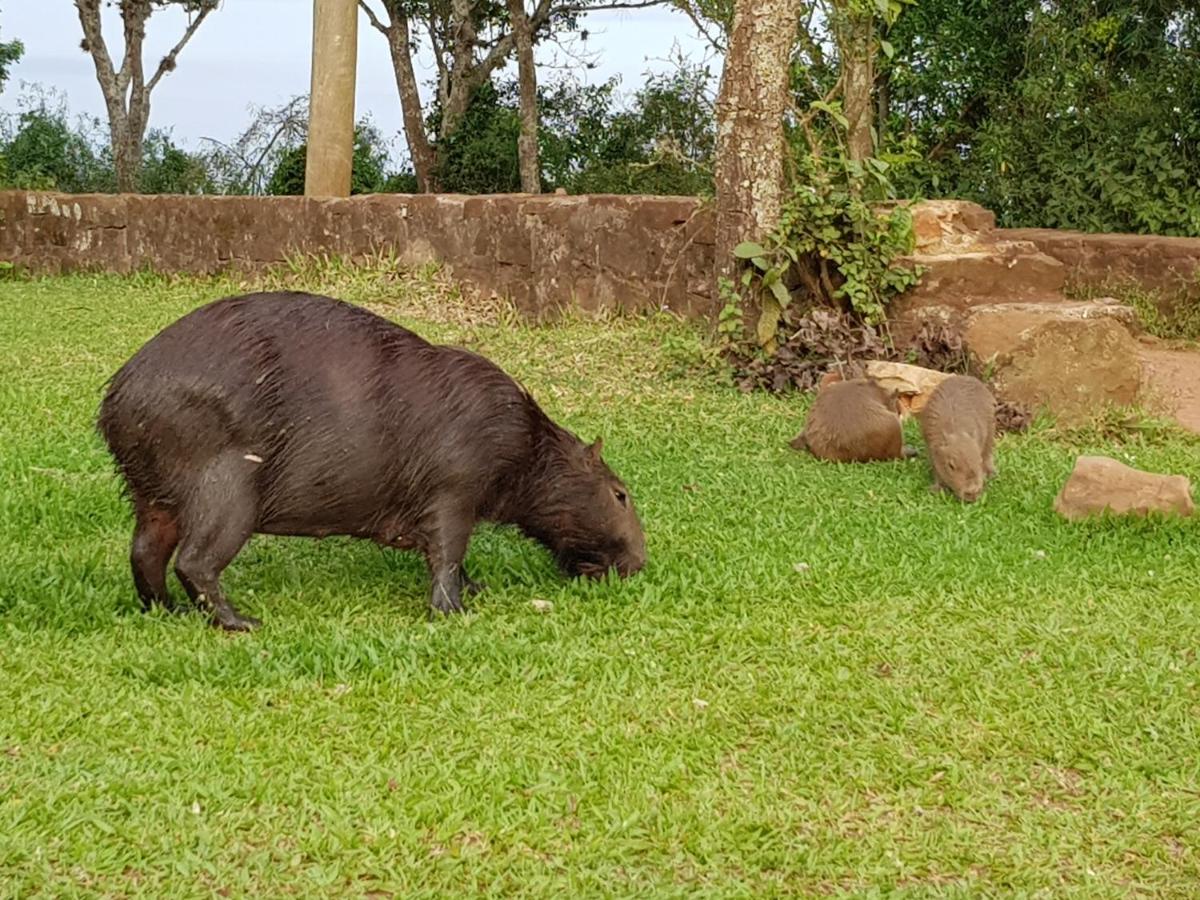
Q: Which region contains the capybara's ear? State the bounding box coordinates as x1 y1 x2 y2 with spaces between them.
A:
788 432 808 451
587 437 604 461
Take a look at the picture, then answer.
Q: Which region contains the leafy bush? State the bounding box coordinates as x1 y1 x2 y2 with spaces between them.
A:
140 130 212 195
884 0 1200 234
266 120 395 196
0 89 112 191
718 153 922 356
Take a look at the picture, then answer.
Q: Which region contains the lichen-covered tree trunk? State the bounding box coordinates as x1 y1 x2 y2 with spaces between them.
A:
507 0 541 193
713 0 803 292
842 11 875 162
380 7 439 191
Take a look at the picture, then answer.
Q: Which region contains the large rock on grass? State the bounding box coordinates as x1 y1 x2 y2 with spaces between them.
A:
963 300 1138 363
986 317 1143 425
1054 455 1194 521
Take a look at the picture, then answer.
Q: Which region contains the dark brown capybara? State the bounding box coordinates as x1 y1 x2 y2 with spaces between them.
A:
788 377 916 462
918 374 997 502
97 291 646 630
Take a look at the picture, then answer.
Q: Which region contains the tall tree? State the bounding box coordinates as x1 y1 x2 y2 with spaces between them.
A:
357 2 438 190
506 0 540 192
359 0 665 192
713 0 801 294
73 0 219 192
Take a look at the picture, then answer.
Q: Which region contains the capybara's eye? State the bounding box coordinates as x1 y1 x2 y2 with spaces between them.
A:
614 488 628 507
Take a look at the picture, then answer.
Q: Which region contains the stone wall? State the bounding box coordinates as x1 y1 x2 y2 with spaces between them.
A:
1004 227 1200 298
0 191 714 317
5 190 1200 319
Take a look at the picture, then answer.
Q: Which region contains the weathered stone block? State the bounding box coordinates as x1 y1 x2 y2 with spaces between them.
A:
1054 455 1194 520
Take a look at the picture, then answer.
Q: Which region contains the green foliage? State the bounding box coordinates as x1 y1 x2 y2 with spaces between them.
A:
139 129 212 195
265 122 395 196
0 32 21 95
430 64 715 196
0 90 112 192
550 63 715 196
720 154 922 356
883 0 1200 234
430 81 522 194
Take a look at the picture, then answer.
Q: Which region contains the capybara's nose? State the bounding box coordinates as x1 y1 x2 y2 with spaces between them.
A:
621 546 647 577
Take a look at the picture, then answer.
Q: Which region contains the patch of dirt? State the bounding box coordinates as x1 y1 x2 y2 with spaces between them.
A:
1138 339 1200 434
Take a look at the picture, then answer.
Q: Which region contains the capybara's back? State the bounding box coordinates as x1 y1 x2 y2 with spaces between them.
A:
98 291 646 630
789 378 906 462
918 374 996 502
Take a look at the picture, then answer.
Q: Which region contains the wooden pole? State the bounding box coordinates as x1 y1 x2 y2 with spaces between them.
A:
305 0 358 197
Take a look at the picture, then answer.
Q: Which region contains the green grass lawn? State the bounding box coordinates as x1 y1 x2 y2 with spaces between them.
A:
2 268 1200 898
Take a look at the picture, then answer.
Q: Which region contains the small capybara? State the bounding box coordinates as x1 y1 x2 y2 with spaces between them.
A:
788 377 913 462
97 291 646 630
918 374 996 502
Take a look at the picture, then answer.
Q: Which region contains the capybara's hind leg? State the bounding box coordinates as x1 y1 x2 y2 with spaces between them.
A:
173 455 261 632
131 505 180 612
983 435 997 480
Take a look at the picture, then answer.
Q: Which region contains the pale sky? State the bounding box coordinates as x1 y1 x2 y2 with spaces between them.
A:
0 1 713 164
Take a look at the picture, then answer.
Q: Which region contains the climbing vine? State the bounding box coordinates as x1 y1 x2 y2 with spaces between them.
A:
718 152 923 355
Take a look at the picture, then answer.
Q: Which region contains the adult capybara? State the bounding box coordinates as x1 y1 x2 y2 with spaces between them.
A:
788 377 913 462
97 291 646 630
918 374 996 502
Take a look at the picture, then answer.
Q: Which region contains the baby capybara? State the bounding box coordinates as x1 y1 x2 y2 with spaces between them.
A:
918 374 996 502
789 377 912 462
97 291 646 630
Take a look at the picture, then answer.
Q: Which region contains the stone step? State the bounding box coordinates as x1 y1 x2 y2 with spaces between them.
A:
901 243 1067 308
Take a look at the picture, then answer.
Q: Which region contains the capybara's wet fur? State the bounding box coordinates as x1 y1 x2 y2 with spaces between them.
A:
97 291 646 630
919 374 996 502
789 378 911 463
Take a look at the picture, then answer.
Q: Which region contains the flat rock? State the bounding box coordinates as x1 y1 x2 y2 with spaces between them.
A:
863 360 954 416
1054 455 1194 521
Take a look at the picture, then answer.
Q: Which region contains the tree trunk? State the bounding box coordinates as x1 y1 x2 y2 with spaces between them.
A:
842 11 875 162
441 0 480 138
506 0 541 193
388 17 439 192
713 0 802 294
112 125 145 193
360 2 438 192
875 64 890 149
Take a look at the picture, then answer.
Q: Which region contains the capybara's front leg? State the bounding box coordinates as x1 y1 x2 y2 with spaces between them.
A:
425 504 475 617
459 563 486 597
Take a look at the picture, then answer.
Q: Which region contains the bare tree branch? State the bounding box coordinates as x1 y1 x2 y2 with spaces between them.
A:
147 3 216 93
358 0 389 35
670 0 726 52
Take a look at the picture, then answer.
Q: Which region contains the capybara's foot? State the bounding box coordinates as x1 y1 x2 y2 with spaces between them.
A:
429 580 467 616
211 603 261 632
902 444 920 459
